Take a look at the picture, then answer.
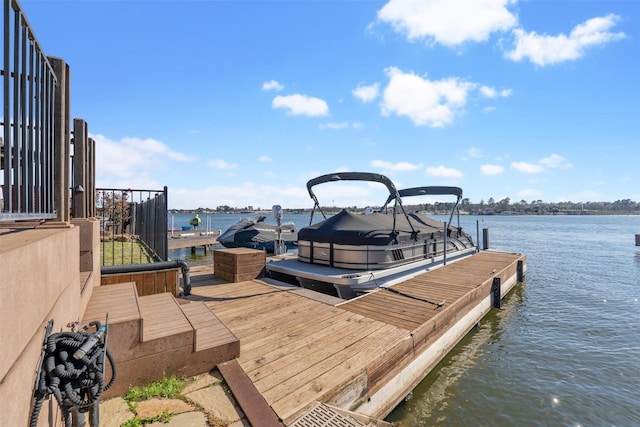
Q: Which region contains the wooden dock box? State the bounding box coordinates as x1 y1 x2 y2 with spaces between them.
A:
214 247 266 282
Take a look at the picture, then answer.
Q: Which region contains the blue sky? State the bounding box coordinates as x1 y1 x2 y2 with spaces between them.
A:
22 0 639 209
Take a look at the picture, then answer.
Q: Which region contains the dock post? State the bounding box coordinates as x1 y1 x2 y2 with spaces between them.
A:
491 277 501 308
517 260 524 282
483 228 489 250
636 234 640 246
443 221 448 265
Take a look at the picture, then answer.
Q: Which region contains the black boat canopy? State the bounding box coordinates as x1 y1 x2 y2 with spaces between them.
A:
299 173 472 248
306 172 400 204
384 186 463 229
298 209 451 246
398 186 462 198
384 186 462 206
305 172 414 233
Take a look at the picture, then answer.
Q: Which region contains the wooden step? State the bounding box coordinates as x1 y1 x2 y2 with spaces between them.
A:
137 292 193 342
82 282 140 325
82 283 240 398
176 299 239 351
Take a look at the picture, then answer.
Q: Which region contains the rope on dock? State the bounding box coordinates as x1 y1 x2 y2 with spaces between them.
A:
382 286 445 309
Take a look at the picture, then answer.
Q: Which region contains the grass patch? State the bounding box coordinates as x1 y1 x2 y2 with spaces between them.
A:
123 376 187 403
120 374 230 426
121 410 172 427
121 377 188 425
100 239 154 265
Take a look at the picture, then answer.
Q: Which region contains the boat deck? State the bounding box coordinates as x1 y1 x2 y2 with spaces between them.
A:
186 250 526 425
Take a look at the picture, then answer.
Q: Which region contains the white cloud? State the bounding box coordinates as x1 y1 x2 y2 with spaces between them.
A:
207 159 237 170
511 161 544 174
480 86 497 99
353 83 380 103
540 154 572 169
426 165 464 178
321 122 349 130
93 134 194 187
259 155 272 162
377 0 517 47
480 85 512 99
272 94 329 117
380 67 474 127
121 136 194 162
511 154 572 174
516 188 544 199
319 122 364 130
169 183 310 210
468 147 483 158
262 80 284 91
481 164 505 175
371 160 423 172
506 14 625 66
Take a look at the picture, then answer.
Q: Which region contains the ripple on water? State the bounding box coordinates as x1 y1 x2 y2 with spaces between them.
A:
387 216 640 426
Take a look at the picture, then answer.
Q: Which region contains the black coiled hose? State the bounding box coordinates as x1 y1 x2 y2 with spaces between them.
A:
29 320 116 427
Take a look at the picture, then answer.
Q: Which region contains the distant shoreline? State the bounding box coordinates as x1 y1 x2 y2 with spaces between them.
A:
168 209 640 216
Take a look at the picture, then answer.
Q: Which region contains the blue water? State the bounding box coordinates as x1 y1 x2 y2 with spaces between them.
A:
167 212 314 262
170 213 640 426
389 215 640 426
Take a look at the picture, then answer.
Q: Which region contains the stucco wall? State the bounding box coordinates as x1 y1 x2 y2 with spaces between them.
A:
0 219 100 425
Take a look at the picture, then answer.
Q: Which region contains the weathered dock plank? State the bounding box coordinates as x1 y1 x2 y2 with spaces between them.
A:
218 359 285 427
187 250 526 425
167 234 218 250
241 311 358 375
269 323 406 423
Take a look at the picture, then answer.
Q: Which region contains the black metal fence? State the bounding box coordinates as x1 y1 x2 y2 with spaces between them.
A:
1 0 58 220
97 187 168 265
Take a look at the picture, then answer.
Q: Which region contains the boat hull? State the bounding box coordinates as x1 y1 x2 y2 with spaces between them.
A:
297 235 474 270
272 172 479 299
218 215 298 254
266 246 477 299
221 240 297 253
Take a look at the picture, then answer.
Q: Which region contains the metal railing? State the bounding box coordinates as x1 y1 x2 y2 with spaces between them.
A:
1 0 58 220
97 187 168 265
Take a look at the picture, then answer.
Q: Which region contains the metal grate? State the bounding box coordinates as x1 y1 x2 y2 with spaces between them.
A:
290 402 363 427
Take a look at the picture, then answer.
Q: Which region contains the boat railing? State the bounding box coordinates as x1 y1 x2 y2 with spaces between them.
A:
298 235 475 270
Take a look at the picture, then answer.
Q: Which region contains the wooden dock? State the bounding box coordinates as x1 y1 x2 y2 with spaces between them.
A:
167 231 220 254
185 249 526 425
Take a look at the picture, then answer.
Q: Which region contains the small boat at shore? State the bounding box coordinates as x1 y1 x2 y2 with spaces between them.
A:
266 172 477 298
217 215 298 253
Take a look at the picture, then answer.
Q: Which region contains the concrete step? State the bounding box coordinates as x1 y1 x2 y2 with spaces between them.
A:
81 282 240 397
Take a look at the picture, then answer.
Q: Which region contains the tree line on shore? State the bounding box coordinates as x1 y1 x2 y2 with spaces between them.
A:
169 198 640 215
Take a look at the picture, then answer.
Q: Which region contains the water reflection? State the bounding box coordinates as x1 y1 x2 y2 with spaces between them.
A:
387 284 526 426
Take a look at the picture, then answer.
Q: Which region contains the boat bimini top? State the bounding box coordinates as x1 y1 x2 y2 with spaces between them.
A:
386 186 464 229
306 171 416 232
